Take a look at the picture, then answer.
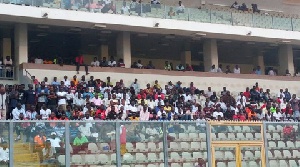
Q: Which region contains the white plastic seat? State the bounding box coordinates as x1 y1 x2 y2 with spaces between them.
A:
266 133 272 139
169 133 177 139
193 152 202 159
234 126 242 132
228 133 235 139
200 142 207 149
279 160 288 167
254 151 261 158
199 133 206 140
96 154 110 164
88 143 99 153
183 163 193 167
182 152 192 160
277 125 283 131
211 133 216 140
243 126 251 132
135 153 147 162
171 163 181 167
245 133 253 139
136 142 147 151
218 133 227 139
270 160 278 166
148 142 157 151
111 153 116 162
189 133 198 139
287 141 295 148
292 150 300 158
169 142 179 150
268 141 276 148
191 142 201 150
225 151 234 159
188 125 196 132
249 161 258 167
85 155 96 164
147 153 158 161
217 162 226 167
278 141 286 148
296 141 300 147
72 155 83 164
244 150 254 158
228 161 236 167
123 153 134 162
170 152 181 160
273 133 281 139
268 125 276 131
237 133 245 139
179 133 189 140
99 143 110 151
58 155 65 165
147 165 157 167
255 133 261 139
180 142 189 150
134 165 144 167
289 160 298 167
274 150 282 158
158 142 163 150
215 151 224 159
126 142 134 151
283 150 292 158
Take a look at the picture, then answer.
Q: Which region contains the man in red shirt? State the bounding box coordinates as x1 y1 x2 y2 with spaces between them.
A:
75 55 89 75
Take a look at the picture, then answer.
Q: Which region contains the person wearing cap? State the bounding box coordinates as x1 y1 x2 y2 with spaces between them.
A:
48 132 61 155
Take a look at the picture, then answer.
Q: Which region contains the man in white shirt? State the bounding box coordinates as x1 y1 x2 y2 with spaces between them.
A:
210 64 217 72
62 76 70 87
0 86 7 120
205 87 213 98
12 103 26 120
108 57 117 67
73 93 86 108
91 57 100 67
0 142 9 162
130 79 140 95
213 107 224 119
40 105 51 120
57 87 67 111
48 132 61 153
233 65 240 74
217 64 223 73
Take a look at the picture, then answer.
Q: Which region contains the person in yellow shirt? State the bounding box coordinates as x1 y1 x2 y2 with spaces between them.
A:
163 102 172 113
153 80 161 90
72 75 79 86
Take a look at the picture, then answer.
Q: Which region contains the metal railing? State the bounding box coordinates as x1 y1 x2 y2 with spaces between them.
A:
0 120 298 167
0 65 14 80
1 0 300 32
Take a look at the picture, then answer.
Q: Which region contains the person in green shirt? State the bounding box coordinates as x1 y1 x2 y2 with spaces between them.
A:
270 103 277 113
73 133 89 153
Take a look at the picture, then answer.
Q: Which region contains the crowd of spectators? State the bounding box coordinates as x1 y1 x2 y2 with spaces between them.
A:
0 75 300 165
231 1 260 13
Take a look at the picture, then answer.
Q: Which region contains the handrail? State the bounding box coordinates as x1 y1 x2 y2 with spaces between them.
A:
24 69 32 78
1 0 300 32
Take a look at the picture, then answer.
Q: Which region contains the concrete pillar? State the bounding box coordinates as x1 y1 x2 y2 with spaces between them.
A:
116 32 131 68
14 23 28 65
1 38 12 62
253 51 265 75
100 45 109 60
203 39 218 72
180 51 191 66
278 44 294 75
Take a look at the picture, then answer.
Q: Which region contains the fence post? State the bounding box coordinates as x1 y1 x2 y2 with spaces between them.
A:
116 121 122 167
263 121 270 167
162 122 169 167
206 121 212 167
65 121 71 167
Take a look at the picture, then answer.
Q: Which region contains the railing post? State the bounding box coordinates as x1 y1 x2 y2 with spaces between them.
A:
162 121 168 167
263 121 270 167
116 121 121 167
206 121 212 167
9 121 14 167
65 121 71 167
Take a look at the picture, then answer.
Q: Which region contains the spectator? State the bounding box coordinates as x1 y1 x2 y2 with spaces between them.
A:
285 69 291 76
176 64 184 71
210 65 217 72
217 64 223 73
268 67 276 76
233 65 240 74
230 1 239 9
117 58 125 68
146 61 155 69
0 142 9 163
100 57 108 67
75 55 89 75
108 56 117 67
176 1 184 14
0 86 7 120
283 125 295 141
164 61 171 71
136 60 143 68
225 65 231 74
251 4 260 13
34 130 47 162
186 64 193 71
91 57 100 67
12 103 26 120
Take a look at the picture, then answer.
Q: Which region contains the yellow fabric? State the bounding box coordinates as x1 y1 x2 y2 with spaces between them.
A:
121 144 127 155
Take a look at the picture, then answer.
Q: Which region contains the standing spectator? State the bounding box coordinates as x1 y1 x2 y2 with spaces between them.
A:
255 66 262 75
0 141 9 163
34 130 47 162
3 56 13 78
8 87 19 120
12 103 26 120
290 94 300 120
176 1 184 14
0 86 7 120
57 87 67 111
75 55 89 75
131 79 140 95
284 88 291 101
36 82 49 111
25 84 36 110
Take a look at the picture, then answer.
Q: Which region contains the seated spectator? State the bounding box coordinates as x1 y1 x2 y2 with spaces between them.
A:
100 57 108 67
121 1 130 14
108 56 117 67
117 58 125 68
238 3 248 11
268 67 276 76
225 65 231 74
168 7 175 17
146 61 155 69
176 1 184 14
285 69 291 76
233 65 240 74
251 4 260 13
136 60 143 68
195 158 206 167
73 133 89 153
35 57 43 64
283 125 295 141
176 64 184 71
91 57 100 67
217 64 223 73
75 55 89 75
164 61 171 71
210 64 217 72
42 140 56 164
0 141 9 164
185 64 193 71
230 1 239 9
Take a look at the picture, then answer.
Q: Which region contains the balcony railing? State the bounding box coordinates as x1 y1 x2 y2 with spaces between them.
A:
0 65 14 80
1 0 300 31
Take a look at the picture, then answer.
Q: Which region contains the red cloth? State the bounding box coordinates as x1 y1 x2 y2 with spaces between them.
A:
75 55 84 65
154 93 165 100
120 126 126 144
95 109 106 120
243 91 250 99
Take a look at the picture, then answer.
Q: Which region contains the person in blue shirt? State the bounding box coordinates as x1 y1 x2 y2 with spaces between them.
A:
255 66 262 75
284 88 291 102
82 88 94 99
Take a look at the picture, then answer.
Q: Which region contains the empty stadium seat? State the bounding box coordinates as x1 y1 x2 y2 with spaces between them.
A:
123 153 134 162
72 155 83 164
191 142 201 150
170 152 181 161
169 142 179 150
88 143 99 153
96 154 110 164
179 133 189 140
147 153 158 162
85 154 96 164
58 155 65 165
136 142 147 151
126 142 134 151
148 142 157 151
136 153 147 162
182 152 192 160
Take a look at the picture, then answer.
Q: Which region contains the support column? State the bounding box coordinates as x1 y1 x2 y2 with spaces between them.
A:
253 51 265 75
180 51 191 66
116 32 131 68
1 38 12 62
100 45 109 60
278 44 294 75
203 39 218 72
14 23 28 65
